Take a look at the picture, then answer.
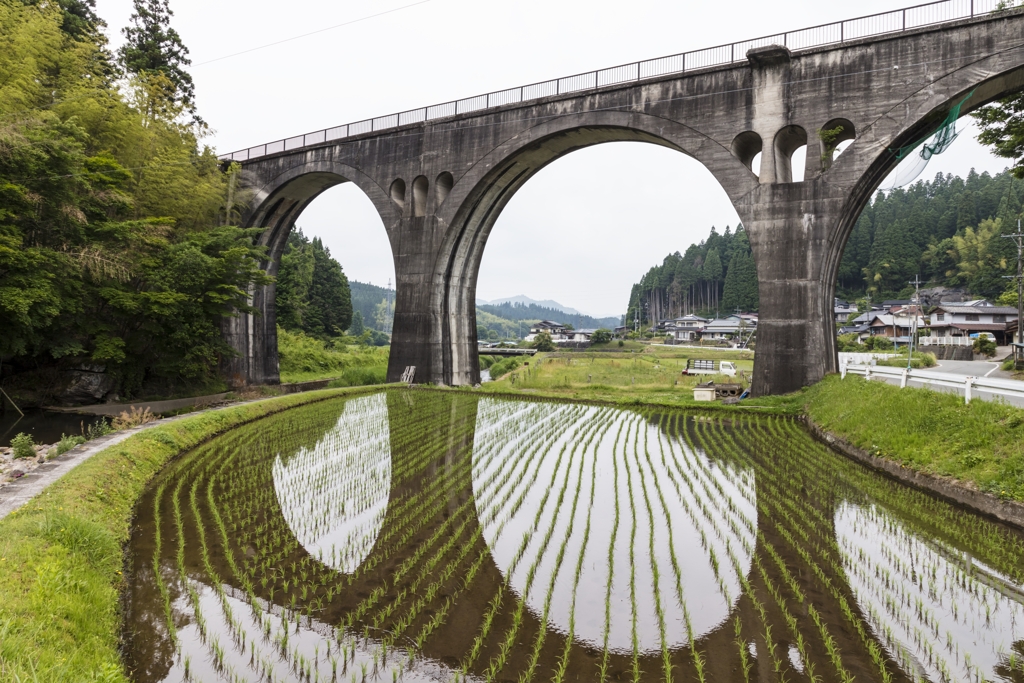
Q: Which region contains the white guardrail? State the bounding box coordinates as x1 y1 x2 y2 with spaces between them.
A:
840 363 1024 404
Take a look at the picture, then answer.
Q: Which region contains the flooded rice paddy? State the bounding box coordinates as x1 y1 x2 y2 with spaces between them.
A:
124 390 1024 683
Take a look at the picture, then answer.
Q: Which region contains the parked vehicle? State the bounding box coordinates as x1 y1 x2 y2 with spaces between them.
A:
969 332 996 342
682 359 737 376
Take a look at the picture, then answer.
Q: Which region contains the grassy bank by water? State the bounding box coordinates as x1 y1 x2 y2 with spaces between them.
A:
277 327 389 384
804 374 1024 503
0 385 387 683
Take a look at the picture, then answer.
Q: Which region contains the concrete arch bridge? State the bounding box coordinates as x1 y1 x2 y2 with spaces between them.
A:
222 0 1024 395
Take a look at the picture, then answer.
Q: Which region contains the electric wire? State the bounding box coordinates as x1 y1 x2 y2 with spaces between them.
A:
9 40 1024 183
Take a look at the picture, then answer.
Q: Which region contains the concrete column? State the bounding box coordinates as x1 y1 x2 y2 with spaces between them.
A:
387 215 447 385
744 184 843 396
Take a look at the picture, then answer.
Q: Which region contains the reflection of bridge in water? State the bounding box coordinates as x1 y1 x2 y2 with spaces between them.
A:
125 391 1024 683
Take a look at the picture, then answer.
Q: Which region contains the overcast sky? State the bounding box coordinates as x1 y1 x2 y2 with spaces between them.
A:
96 0 1012 318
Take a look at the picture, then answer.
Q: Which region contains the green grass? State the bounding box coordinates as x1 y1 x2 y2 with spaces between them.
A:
803 374 1024 502
0 384 392 683
277 326 389 384
475 350 769 412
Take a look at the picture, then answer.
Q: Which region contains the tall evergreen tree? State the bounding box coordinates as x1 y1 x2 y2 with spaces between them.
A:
303 237 352 338
118 0 199 121
275 230 315 330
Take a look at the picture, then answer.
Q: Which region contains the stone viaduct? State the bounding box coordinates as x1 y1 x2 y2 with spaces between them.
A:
221 3 1024 395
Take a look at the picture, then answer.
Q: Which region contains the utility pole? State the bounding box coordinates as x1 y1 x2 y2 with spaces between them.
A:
907 274 922 369
1002 219 1024 368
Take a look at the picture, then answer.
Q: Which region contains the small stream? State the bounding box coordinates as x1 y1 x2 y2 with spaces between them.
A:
0 409 105 447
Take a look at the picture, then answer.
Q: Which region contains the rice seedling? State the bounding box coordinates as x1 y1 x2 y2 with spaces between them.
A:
123 390 1024 683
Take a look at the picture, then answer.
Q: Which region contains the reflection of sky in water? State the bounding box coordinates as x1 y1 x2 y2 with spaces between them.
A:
164 578 451 682
836 502 1024 682
273 393 390 573
471 398 756 653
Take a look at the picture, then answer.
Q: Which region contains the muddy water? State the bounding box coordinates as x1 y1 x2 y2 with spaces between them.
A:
123 390 1024 683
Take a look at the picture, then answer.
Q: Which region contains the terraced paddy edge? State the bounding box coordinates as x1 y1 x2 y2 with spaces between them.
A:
0 385 394 683
125 391 1024 683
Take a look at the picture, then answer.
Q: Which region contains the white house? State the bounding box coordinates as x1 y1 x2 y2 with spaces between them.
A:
525 320 569 342
928 301 1018 343
664 314 709 341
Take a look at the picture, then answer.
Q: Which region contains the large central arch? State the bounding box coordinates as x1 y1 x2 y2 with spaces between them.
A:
432 110 756 386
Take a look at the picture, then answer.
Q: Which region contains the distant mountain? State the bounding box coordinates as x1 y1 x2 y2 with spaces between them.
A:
476 295 581 316
478 301 620 331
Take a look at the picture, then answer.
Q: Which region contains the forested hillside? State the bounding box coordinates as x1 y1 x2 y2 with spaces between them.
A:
626 169 1024 325
840 169 1023 299
275 229 352 337
0 0 267 400
478 302 619 330
349 280 394 334
626 225 759 325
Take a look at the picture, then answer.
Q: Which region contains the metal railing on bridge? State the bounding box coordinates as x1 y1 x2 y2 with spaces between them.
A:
218 0 1007 162
840 362 1024 404
220 0 1007 162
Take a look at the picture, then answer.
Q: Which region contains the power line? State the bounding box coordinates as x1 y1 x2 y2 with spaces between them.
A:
193 1 433 67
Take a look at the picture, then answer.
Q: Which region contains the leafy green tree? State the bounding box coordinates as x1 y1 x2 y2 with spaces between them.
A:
118 0 199 121
533 332 555 352
973 93 1024 179
349 310 365 336
374 297 393 333
591 328 612 344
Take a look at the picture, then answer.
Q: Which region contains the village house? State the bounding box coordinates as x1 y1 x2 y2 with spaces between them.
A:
834 299 856 324
867 311 926 345
525 320 569 342
926 300 1019 344
664 314 709 342
701 314 756 342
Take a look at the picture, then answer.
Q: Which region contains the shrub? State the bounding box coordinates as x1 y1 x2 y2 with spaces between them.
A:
10 432 35 459
54 433 87 457
84 419 112 440
489 357 522 379
112 406 156 431
618 340 625 347
532 333 555 352
836 333 861 351
591 328 612 344
973 337 997 357
862 335 895 351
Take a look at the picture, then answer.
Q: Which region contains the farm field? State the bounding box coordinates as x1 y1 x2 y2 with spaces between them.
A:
480 348 755 406
124 390 1024 683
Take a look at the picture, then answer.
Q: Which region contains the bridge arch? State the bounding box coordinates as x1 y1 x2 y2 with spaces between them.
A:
426 109 756 385
221 160 399 386
816 60 1024 368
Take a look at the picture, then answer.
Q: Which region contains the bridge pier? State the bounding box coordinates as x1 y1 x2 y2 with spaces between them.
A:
743 187 846 396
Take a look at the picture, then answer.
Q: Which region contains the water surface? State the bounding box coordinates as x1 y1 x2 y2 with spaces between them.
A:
124 390 1024 682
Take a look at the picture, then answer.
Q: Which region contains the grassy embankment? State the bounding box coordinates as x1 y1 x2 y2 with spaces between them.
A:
804 374 1024 502
0 385 388 683
276 327 389 384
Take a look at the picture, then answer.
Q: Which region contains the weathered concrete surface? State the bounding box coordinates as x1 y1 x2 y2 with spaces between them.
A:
228 9 1024 395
